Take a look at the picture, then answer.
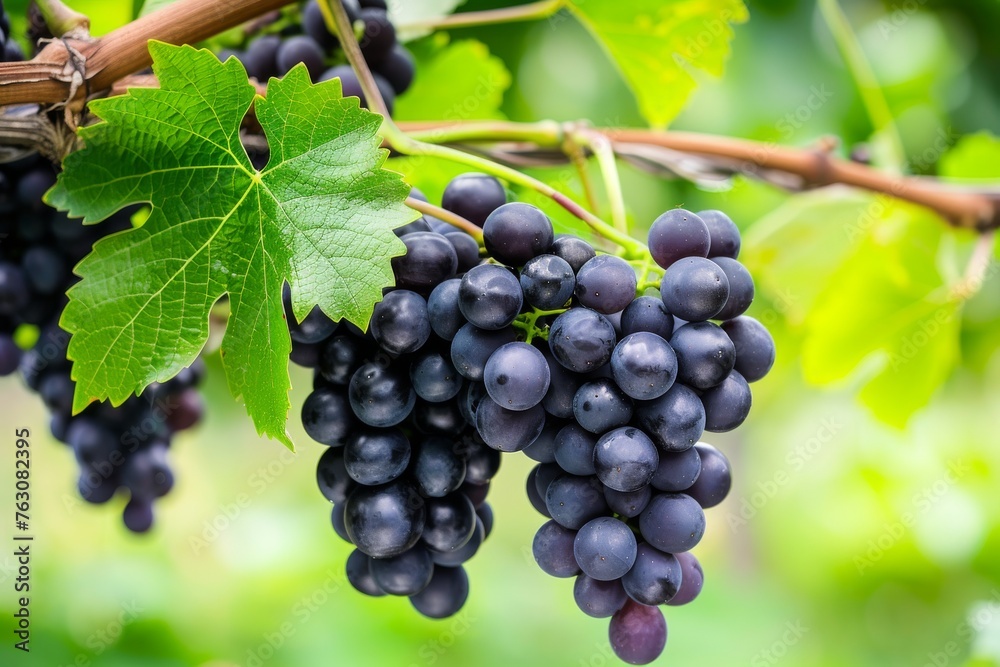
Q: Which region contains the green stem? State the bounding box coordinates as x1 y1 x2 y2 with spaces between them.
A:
817 0 905 171
515 308 566 343
562 135 601 213
318 0 645 258
575 129 628 234
406 197 483 242
397 0 565 33
36 0 90 37
405 121 563 147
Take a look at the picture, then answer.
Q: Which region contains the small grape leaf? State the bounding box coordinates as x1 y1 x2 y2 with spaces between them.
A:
394 37 511 122
567 0 748 127
47 42 413 448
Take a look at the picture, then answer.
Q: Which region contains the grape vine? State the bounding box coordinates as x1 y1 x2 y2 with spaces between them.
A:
0 0 997 665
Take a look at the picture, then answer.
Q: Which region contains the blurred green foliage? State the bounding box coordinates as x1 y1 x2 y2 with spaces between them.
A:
2 1 1000 666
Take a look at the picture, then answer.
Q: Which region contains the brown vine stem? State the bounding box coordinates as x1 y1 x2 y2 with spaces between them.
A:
0 0 294 108
397 121 1000 231
406 197 484 242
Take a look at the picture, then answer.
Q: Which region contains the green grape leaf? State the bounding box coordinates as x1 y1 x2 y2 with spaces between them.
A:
47 42 413 448
799 204 962 427
938 132 1000 179
390 0 468 41
394 37 511 122
567 0 748 127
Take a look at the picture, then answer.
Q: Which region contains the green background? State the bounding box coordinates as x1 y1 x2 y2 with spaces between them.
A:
2 1 1000 666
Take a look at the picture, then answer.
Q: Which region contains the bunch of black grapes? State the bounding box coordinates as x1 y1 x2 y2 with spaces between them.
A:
223 0 414 115
0 153 206 533
292 170 774 663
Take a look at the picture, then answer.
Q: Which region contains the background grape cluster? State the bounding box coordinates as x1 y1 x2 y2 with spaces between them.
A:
222 0 414 115
0 0 26 63
0 153 205 532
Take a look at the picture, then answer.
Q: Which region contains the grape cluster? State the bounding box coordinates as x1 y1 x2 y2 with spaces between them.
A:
293 184 493 617
1 1 26 63
295 171 774 659
0 153 205 533
224 0 413 115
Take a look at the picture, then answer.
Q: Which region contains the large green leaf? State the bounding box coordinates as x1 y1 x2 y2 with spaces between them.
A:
394 37 511 122
47 43 413 447
799 205 962 427
567 0 748 127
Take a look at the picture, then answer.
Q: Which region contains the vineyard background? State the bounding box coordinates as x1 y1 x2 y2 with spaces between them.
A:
2 0 1000 665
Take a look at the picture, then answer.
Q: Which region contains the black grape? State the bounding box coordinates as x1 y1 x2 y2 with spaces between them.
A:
369 545 434 596
301 387 355 445
698 209 741 259
621 543 682 606
638 493 706 553
701 370 752 432
650 447 702 493
344 480 426 558
573 378 633 434
667 552 704 606
551 235 596 273
573 516 637 581
358 8 396 65
594 427 658 493
686 443 731 509
611 332 677 401
378 44 415 95
392 232 459 293
370 289 431 354
661 257 730 322
722 316 775 382
574 575 628 618
450 323 516 382
348 362 415 427
553 424 598 476
670 322 736 390
548 308 617 373
520 254 575 310
427 279 466 341
482 203 554 266
475 397 545 452
410 565 469 619
609 600 667 665
532 519 580 577
574 255 637 315
275 35 326 79
710 257 754 320
344 427 410 485
484 342 550 411
421 493 477 553
620 295 674 339
545 474 609 530
346 548 386 597
648 208 710 269
459 264 522 330
442 173 507 228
